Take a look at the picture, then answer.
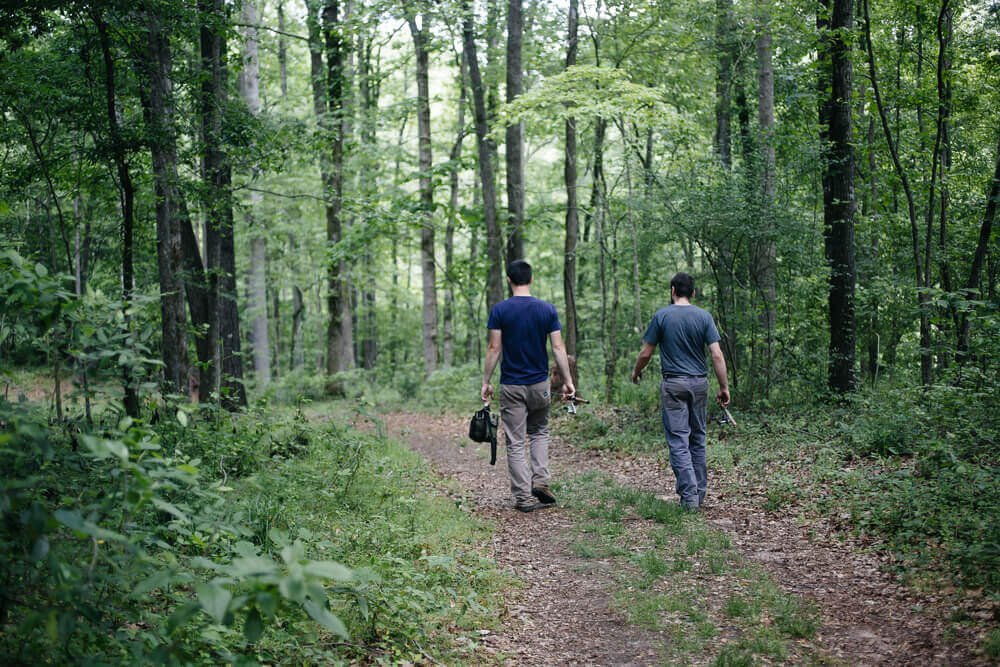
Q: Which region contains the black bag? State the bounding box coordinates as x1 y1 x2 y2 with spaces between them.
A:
469 404 498 465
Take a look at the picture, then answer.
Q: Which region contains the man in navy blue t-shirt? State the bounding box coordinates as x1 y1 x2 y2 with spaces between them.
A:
631 272 730 510
482 260 576 512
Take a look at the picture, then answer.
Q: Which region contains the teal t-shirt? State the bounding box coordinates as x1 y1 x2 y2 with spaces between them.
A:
642 304 721 377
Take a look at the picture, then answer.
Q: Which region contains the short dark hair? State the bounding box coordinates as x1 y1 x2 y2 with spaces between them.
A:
670 272 695 298
507 259 532 286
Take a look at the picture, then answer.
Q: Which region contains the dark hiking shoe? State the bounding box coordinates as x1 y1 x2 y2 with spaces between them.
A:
515 502 553 513
532 486 557 505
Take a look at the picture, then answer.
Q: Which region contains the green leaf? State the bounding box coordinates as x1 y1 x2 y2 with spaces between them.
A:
167 601 200 635
177 409 189 427
278 576 306 602
53 509 84 532
30 536 49 561
302 560 352 581
256 591 278 618
244 608 264 644
57 611 76 643
152 498 190 523
34 262 47 277
302 600 348 639
196 581 232 624
132 569 174 598
227 555 277 578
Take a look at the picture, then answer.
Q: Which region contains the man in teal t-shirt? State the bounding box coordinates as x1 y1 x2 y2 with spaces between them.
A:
631 273 731 510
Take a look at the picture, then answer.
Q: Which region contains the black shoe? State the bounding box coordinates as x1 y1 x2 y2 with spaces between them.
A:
515 502 553 513
532 486 557 504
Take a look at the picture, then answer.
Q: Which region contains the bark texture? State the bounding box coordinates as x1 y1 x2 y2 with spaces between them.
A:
820 0 857 393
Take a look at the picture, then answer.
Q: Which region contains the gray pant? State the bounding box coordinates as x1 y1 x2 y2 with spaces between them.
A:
499 380 552 506
660 376 709 508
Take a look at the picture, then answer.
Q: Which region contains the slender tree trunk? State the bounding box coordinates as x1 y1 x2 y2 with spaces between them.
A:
359 36 378 370
319 1 354 389
145 10 190 395
201 0 246 408
756 10 777 393
95 11 140 417
408 13 439 376
505 0 525 265
820 0 857 393
278 1 288 98
444 50 468 367
241 0 271 388
958 124 1000 355
463 1 503 309
714 0 734 169
563 0 580 356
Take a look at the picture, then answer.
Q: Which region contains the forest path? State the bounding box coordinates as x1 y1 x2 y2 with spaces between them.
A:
367 410 984 665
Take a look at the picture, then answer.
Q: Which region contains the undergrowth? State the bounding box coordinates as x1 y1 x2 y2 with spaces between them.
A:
0 398 502 664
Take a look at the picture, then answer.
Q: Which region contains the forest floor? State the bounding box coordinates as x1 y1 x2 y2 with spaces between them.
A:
359 409 990 666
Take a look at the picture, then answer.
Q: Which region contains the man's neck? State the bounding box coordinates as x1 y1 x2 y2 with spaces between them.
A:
511 285 531 297
673 296 692 306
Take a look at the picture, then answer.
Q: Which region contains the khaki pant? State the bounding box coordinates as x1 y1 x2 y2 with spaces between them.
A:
499 380 551 506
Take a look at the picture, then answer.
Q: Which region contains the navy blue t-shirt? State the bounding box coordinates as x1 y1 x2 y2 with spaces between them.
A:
487 296 561 385
642 304 721 377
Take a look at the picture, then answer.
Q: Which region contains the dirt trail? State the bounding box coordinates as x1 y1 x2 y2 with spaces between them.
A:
373 411 986 665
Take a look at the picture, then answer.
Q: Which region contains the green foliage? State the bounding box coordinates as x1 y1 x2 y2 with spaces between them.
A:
0 399 501 663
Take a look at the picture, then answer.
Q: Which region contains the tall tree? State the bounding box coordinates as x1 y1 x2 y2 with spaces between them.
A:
714 0 734 169
240 0 271 387
407 8 439 376
144 9 189 396
755 5 777 392
443 48 468 367
320 1 354 388
563 0 580 356
93 9 140 417
505 0 525 264
358 32 379 370
463 1 504 309
819 0 857 393
200 0 247 408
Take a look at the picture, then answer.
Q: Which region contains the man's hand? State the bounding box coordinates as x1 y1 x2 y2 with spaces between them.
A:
481 383 494 402
631 369 642 385
717 388 730 407
561 382 576 400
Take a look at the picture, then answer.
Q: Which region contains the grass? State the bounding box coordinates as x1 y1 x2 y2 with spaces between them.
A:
553 471 824 664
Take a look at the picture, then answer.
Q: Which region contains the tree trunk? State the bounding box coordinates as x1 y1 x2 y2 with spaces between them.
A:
359 35 379 370
241 0 271 388
563 0 580 356
319 1 354 389
94 11 140 417
201 0 247 409
505 0 525 265
714 0 734 169
278 1 288 98
291 283 305 370
756 12 776 393
444 50 468 367
820 0 857 393
408 13 439 376
463 2 504 310
958 124 1000 355
145 10 190 396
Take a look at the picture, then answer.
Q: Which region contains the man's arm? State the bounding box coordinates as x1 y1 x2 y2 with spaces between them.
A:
632 341 656 384
481 329 502 401
709 341 730 406
548 330 576 399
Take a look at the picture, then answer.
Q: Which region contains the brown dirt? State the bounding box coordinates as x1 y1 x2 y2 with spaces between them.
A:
367 410 992 665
